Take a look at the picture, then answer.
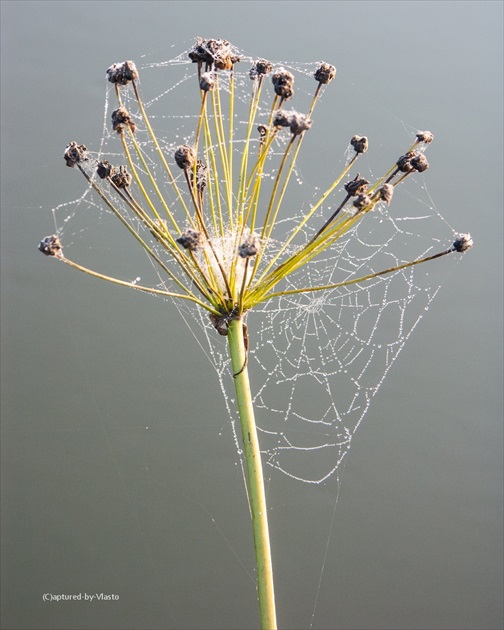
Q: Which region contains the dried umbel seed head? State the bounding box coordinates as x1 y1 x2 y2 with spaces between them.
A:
350 135 369 154
112 107 136 134
353 193 373 210
396 151 415 173
453 233 473 253
64 142 88 167
378 183 394 206
38 235 62 257
250 59 273 79
176 229 204 251
199 71 215 92
314 62 336 85
289 112 312 136
344 173 370 196
272 68 295 100
416 130 434 144
188 37 209 64
96 160 115 179
110 165 132 189
174 145 196 170
238 234 261 258
411 153 429 173
106 60 139 85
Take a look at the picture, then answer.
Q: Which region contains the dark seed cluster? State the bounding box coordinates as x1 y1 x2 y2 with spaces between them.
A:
106 60 139 85
250 59 273 80
112 107 136 134
453 233 473 253
176 229 204 251
238 234 260 258
272 69 294 100
314 62 336 85
273 110 312 136
39 235 62 257
175 145 196 170
188 38 240 70
63 142 88 168
110 165 132 189
350 135 369 154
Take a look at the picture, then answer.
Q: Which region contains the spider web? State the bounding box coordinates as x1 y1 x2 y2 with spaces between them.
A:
51 41 460 485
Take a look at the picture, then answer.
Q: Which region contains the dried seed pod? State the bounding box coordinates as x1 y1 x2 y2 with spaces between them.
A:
176 229 204 251
289 112 312 136
416 130 434 144
238 234 260 258
273 110 293 128
96 161 115 179
199 71 215 92
344 173 369 196
206 38 234 70
110 165 132 189
111 107 136 134
378 183 394 206
257 124 268 138
314 62 336 85
63 142 88 167
411 153 429 172
174 145 196 170
272 68 294 100
106 60 139 85
38 235 62 257
350 135 368 154
453 233 473 253
396 151 415 173
250 59 273 79
353 193 373 210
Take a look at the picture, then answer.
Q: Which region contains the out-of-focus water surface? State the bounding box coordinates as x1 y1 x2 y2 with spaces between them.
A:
1 2 502 629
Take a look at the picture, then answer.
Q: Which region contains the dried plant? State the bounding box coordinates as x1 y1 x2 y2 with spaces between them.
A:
39 38 472 629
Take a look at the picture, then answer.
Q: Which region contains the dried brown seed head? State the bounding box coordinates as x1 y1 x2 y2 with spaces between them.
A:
174 145 196 170
64 142 88 167
96 161 115 179
106 60 139 85
350 135 368 154
199 71 215 92
396 151 415 173
176 229 204 251
111 107 136 134
250 59 273 79
353 193 373 210
416 130 434 144
411 153 429 173
289 112 312 136
257 124 268 138
110 165 132 189
378 183 394 206
206 38 234 70
272 68 295 100
314 62 336 85
344 173 370 196
273 110 293 128
453 233 473 253
38 235 62 257
238 234 261 258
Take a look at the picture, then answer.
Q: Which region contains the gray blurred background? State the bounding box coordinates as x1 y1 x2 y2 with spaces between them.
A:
1 2 502 629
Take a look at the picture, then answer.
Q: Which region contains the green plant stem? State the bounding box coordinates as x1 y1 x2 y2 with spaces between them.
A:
227 318 277 630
